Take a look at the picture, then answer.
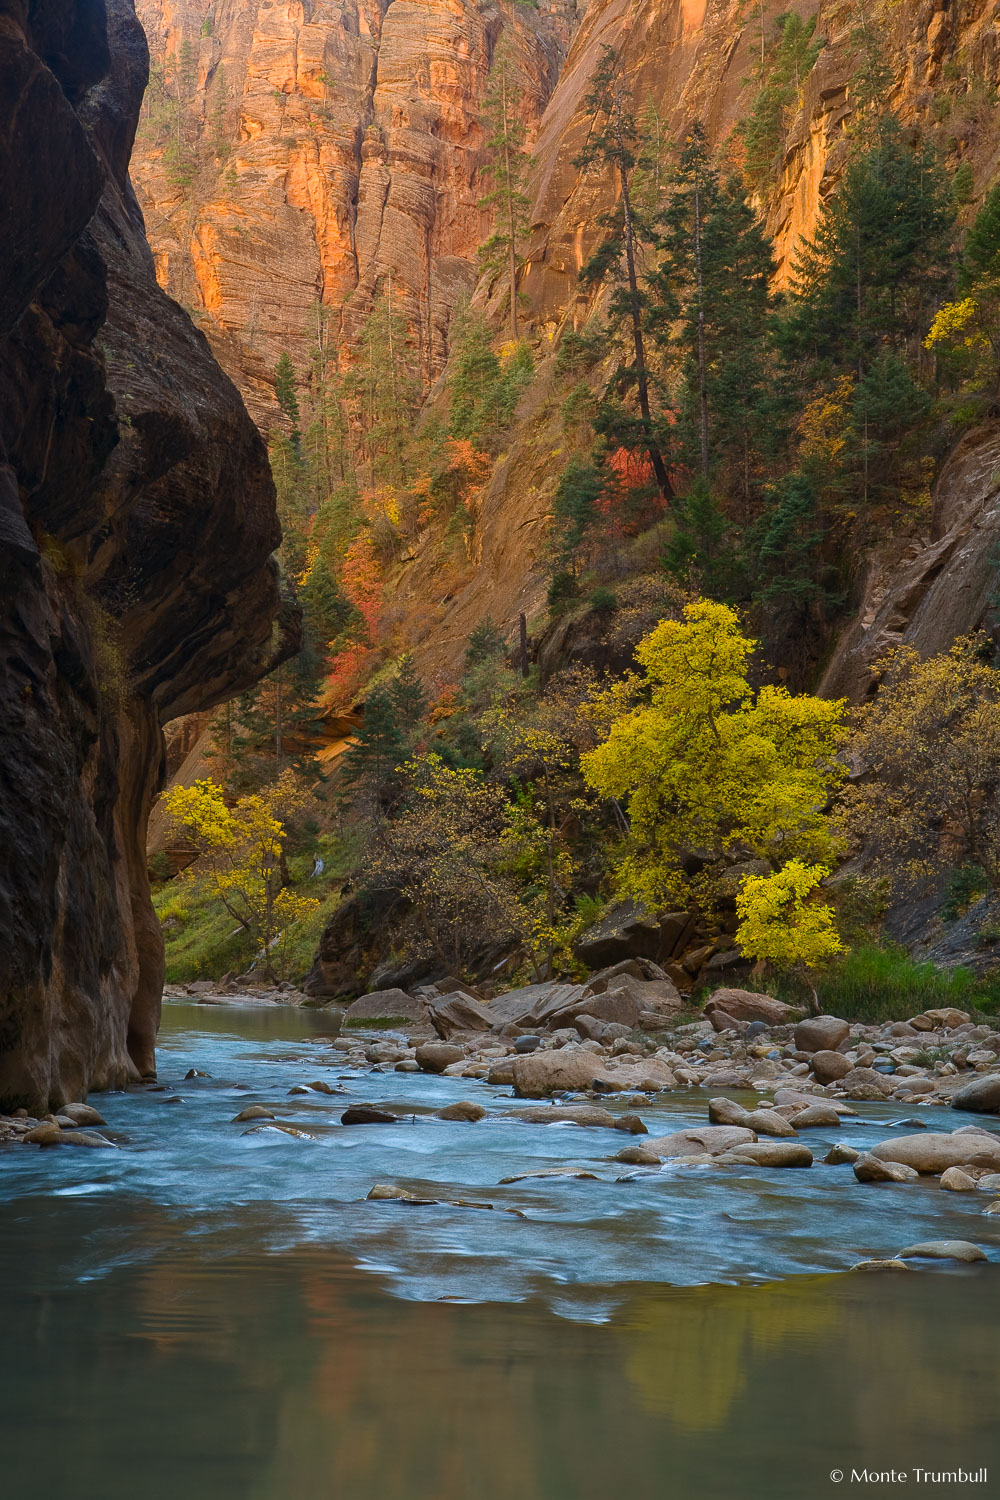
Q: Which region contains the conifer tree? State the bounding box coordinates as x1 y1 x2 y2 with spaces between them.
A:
781 119 954 380
274 352 302 448
478 38 532 340
648 125 776 499
575 47 672 500
344 288 421 483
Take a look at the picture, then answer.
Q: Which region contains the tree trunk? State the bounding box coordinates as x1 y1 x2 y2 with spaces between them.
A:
613 88 672 502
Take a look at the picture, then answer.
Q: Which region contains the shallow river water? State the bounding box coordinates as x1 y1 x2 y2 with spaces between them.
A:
2 1002 998 1498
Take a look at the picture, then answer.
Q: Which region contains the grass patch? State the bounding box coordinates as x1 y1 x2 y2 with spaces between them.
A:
153 834 352 985
775 943 1000 1024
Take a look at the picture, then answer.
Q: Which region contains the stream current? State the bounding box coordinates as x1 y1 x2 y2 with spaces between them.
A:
1 1001 998 1498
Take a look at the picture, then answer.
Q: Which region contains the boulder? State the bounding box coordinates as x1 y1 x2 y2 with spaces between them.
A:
744 1109 798 1138
854 1154 920 1183
415 1043 465 1073
773 1090 856 1115
872 1130 1000 1174
940 1166 977 1191
908 1008 971 1031
367 1183 438 1203
719 1142 813 1168
587 973 683 1016
435 1100 487 1122
510 1046 616 1098
951 1075 1000 1115
704 990 798 1029
57 1102 107 1127
574 900 666 968
708 1097 753 1127
809 1050 852 1083
574 1014 609 1041
513 1035 541 1054
503 1105 616 1127
231 1105 275 1123
787 1103 843 1129
486 982 586 1029
614 1145 661 1165
897 1240 987 1263
343 989 429 1026
840 1067 895 1100
598 1058 677 1092
614 1114 648 1134
22 1123 64 1146
341 1106 398 1125
825 1143 860 1164
794 1015 850 1053
486 1060 516 1086
645 1126 756 1159
428 993 495 1038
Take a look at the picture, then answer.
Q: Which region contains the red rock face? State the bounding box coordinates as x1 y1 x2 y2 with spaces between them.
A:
0 0 293 1111
131 0 580 425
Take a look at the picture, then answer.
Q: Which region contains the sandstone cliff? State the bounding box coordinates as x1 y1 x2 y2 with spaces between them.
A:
0 0 292 1111
131 0 582 427
127 0 1000 704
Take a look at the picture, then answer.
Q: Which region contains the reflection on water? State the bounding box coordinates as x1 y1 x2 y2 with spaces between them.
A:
1 1002 998 1497
2 1206 997 1500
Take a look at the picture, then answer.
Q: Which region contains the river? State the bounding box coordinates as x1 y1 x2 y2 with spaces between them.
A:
1 1001 997 1497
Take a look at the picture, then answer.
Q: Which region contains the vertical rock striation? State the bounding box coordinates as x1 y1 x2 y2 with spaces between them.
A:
131 0 582 425
0 0 294 1111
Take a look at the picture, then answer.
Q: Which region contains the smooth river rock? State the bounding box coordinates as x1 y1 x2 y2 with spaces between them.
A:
511 1047 615 1098
872 1130 1000 1174
951 1075 1000 1115
435 1100 487 1122
897 1240 987 1262
645 1126 756 1159
853 1154 920 1184
794 1016 850 1053
718 1142 813 1168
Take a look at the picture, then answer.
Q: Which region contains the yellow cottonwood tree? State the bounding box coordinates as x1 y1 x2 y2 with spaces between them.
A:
580 600 846 909
735 860 843 1007
161 773 318 980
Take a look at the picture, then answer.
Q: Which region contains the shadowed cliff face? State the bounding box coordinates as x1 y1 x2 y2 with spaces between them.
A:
0 0 294 1111
131 0 582 426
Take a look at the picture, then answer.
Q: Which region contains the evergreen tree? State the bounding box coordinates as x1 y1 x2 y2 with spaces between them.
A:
575 47 673 500
648 124 776 494
550 457 606 571
390 654 429 730
781 119 954 380
339 685 407 815
478 38 532 340
958 183 1000 292
740 15 824 189
344 288 421 484
274 352 302 447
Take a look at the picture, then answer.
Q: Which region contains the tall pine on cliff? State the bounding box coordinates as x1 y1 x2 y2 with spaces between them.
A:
647 123 776 500
780 118 954 379
478 36 532 341
575 47 672 500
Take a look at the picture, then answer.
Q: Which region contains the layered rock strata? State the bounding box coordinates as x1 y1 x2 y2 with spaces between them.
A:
0 0 293 1111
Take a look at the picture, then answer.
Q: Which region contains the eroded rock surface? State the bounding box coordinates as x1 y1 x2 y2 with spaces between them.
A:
0 0 291 1112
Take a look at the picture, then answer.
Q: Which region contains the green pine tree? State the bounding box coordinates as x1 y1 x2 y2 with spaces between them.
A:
478 37 532 340
575 47 672 500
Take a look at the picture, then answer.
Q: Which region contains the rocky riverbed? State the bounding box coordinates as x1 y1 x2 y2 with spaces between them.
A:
4 979 999 1285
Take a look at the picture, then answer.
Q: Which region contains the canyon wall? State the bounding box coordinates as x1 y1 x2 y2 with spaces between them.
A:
0 0 293 1111
127 0 1000 699
131 0 582 427
358 0 1000 689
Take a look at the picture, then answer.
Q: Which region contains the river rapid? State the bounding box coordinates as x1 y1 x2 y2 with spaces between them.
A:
1 1001 997 1498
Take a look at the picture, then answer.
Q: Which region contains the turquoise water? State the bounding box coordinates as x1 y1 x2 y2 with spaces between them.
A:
1 1001 997 1497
